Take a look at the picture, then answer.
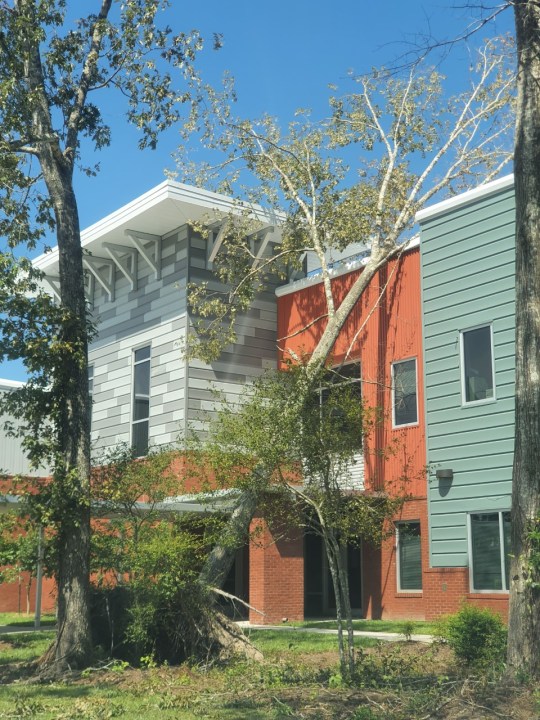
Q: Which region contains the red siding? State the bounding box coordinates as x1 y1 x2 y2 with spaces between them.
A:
278 248 425 497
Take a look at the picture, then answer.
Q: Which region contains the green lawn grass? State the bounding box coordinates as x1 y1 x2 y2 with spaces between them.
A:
0 611 56 627
0 628 532 720
0 631 55 664
297 618 438 634
248 628 380 655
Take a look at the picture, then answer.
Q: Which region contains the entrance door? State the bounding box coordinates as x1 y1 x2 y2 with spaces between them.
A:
304 533 362 617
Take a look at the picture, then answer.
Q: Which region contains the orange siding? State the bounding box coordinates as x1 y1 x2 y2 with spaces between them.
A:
277 248 426 498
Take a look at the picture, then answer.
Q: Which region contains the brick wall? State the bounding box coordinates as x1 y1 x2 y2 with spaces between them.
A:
248 516 304 624
0 573 55 614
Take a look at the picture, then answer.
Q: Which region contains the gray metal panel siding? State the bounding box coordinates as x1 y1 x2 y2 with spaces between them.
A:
185 230 280 429
420 186 515 568
90 229 188 348
89 314 188 456
88 224 285 456
88 227 190 456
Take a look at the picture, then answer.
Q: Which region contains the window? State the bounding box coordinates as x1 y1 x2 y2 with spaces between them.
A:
88 365 94 428
132 346 151 456
397 522 422 592
461 325 495 404
392 358 418 427
318 363 362 450
469 511 511 592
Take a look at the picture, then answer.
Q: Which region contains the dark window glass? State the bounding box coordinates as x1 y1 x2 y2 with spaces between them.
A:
132 420 149 458
318 363 362 450
470 512 510 591
132 346 150 456
398 522 422 591
393 359 418 426
462 326 494 402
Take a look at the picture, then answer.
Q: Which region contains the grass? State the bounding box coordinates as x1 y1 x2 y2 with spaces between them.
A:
0 611 56 627
248 629 380 655
297 618 439 634
0 631 54 664
0 626 534 719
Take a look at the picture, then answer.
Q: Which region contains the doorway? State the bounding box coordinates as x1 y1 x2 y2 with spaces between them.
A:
304 533 362 617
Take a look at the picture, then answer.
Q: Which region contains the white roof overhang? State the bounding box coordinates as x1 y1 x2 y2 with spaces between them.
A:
33 180 283 277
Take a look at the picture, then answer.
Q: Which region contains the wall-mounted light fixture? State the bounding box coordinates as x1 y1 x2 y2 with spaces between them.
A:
435 468 454 481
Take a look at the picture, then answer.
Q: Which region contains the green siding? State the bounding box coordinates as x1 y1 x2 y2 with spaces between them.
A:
420 184 515 569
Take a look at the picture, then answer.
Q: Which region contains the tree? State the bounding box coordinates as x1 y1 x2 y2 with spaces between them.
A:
197 365 404 679
177 39 514 590
89 446 258 664
0 514 47 616
507 0 540 677
0 0 209 672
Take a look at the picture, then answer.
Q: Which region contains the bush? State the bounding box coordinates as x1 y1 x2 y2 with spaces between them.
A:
437 604 507 668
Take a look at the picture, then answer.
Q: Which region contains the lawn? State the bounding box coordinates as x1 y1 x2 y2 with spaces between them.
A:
297 618 439 634
0 611 56 627
0 628 535 719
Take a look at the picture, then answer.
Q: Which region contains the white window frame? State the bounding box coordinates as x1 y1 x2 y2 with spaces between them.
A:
396 521 422 593
391 358 419 429
88 364 94 429
131 344 151 457
460 323 496 407
467 510 510 594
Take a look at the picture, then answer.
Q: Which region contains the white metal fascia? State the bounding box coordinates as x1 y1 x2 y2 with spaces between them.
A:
83 256 116 302
415 174 514 224
103 242 138 291
125 230 162 280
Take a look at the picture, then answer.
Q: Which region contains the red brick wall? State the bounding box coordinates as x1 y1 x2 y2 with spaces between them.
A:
0 573 56 614
248 516 304 625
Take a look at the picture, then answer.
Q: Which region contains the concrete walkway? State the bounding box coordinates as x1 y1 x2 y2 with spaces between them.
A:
236 621 433 644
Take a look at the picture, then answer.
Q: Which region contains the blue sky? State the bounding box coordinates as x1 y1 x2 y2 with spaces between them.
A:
2 1 513 381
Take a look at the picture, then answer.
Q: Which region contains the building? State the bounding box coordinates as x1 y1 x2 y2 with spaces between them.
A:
0 176 516 621
417 174 515 620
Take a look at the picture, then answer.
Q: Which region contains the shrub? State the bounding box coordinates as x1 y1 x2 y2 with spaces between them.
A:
437 604 507 668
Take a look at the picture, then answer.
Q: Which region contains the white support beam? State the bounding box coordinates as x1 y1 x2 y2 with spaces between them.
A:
125 230 161 280
42 275 61 302
83 256 116 302
103 242 138 291
250 226 275 269
84 271 95 308
207 222 227 267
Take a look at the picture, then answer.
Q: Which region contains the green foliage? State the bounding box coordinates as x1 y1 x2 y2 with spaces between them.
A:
88 447 227 664
436 604 507 668
401 620 416 642
176 39 514 362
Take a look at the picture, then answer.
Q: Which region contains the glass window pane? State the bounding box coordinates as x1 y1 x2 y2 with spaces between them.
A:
463 326 493 402
134 359 150 398
134 346 151 363
471 513 502 590
503 511 511 590
393 359 417 426
133 397 149 422
399 523 422 591
132 420 149 457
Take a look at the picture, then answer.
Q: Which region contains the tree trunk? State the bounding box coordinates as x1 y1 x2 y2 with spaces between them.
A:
507 0 540 678
324 530 347 676
40 163 92 671
199 490 258 589
24 27 92 670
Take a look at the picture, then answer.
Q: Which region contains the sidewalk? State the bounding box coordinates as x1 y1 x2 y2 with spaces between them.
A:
236 621 433 644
